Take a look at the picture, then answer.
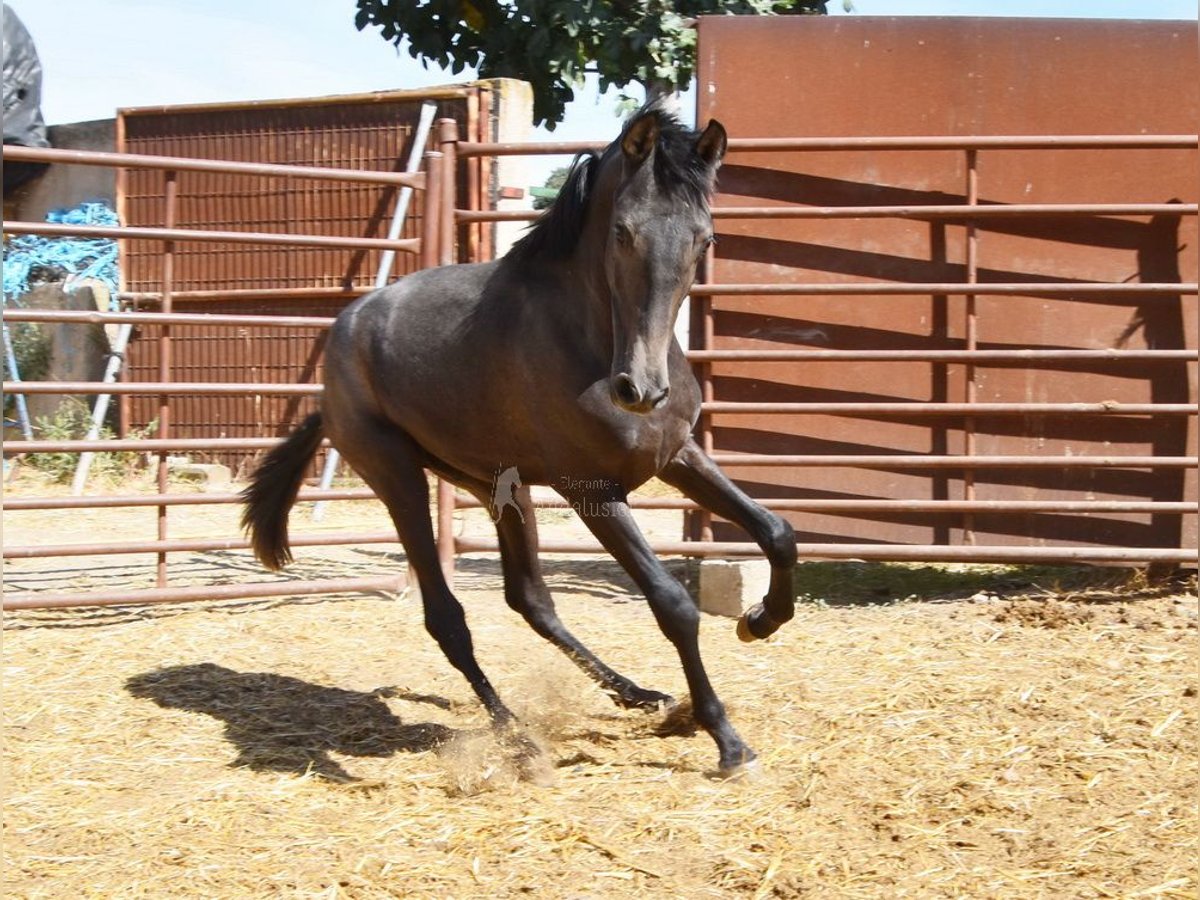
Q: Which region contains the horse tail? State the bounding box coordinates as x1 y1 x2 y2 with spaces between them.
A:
240 412 325 571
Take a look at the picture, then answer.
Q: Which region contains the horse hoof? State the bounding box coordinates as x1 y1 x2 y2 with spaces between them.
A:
717 754 761 781
736 613 758 643
619 687 676 712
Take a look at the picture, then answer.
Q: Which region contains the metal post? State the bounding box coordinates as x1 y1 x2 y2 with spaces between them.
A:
437 118 458 267
692 243 717 543
434 118 460 581
963 149 979 544
156 171 178 586
421 151 442 271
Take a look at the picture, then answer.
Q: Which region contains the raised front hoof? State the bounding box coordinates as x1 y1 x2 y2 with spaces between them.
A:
737 602 782 642
715 748 760 781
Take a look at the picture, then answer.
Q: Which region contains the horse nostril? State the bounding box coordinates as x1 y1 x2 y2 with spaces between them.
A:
611 373 643 409
651 385 670 408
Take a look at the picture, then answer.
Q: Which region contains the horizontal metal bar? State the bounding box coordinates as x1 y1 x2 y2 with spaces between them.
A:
707 454 1199 468
455 536 1196 564
703 401 1196 415
1 144 426 188
455 135 1197 159
5 381 324 396
686 349 1199 362
461 204 1197 225
456 209 540 223
3 221 422 253
122 287 361 303
2 574 404 611
689 282 1197 297
4 311 1190 364
451 495 1193 514
724 135 1199 152
5 437 295 454
6 488 1191 516
2 488 376 511
2 531 399 560
457 140 604 158
2 309 337 329
8 432 1194 459
712 203 1197 220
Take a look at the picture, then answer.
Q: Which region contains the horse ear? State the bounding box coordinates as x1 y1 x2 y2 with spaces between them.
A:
621 112 659 165
695 120 727 167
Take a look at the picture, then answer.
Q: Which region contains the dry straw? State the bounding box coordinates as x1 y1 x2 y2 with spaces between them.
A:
4 496 1196 898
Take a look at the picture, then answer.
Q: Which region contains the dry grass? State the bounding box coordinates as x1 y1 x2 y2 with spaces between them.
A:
4 539 1196 899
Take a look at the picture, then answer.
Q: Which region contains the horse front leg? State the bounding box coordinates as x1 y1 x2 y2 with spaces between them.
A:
659 438 798 642
563 486 756 776
466 479 674 711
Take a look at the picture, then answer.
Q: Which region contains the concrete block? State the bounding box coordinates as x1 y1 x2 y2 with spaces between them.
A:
169 461 232 492
698 558 771 618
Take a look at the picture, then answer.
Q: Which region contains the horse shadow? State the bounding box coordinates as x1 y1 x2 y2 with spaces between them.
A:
125 663 455 782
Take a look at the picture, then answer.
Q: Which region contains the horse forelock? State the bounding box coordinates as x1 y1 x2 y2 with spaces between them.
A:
640 108 718 210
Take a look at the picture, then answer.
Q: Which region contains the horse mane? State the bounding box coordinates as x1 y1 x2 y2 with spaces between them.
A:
504 103 714 266
505 149 600 265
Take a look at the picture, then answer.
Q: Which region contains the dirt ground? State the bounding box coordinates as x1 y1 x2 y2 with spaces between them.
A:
3 474 1197 898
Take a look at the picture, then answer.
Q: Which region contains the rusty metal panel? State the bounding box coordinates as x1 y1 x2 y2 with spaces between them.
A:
115 88 486 468
118 90 471 293
696 16 1197 552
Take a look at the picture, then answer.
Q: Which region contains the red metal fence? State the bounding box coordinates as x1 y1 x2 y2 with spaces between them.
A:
3 125 1197 612
441 126 1198 568
3 143 442 609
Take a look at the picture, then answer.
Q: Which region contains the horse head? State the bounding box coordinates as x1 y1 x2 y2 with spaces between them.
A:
602 107 726 414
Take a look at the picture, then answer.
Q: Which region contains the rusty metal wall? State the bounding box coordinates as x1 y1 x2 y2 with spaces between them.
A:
696 16 1198 553
116 87 490 468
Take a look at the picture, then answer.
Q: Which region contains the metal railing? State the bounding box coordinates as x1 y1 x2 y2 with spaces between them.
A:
445 125 1198 567
3 144 444 609
3 129 1197 612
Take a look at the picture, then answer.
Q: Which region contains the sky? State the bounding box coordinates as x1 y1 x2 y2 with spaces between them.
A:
9 0 1198 184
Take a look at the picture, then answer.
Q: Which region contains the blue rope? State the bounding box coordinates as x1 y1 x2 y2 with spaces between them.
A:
3 201 120 309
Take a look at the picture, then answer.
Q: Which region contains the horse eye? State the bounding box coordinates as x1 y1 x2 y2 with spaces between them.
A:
613 224 632 247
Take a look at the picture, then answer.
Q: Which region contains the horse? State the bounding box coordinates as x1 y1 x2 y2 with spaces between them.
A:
241 104 798 776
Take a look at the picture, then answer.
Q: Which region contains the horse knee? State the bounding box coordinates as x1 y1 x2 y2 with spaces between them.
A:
765 515 797 569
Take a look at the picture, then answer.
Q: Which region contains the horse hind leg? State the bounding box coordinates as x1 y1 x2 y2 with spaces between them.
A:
476 481 674 712
331 416 515 727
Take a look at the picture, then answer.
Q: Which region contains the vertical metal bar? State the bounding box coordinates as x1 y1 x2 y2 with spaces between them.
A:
115 115 132 440
156 170 178 586
963 149 979 544
421 151 442 271
434 119 459 581
375 102 438 288
696 242 717 543
437 118 458 267
437 479 456 584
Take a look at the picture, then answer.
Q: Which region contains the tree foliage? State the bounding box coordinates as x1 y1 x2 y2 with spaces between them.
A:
355 1 830 128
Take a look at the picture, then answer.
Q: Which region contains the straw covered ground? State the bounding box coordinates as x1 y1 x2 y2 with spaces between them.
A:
3 484 1197 899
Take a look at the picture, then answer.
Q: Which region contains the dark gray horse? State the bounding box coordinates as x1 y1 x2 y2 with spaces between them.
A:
242 105 797 775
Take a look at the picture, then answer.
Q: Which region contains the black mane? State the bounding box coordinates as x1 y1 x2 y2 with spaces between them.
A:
504 104 714 266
